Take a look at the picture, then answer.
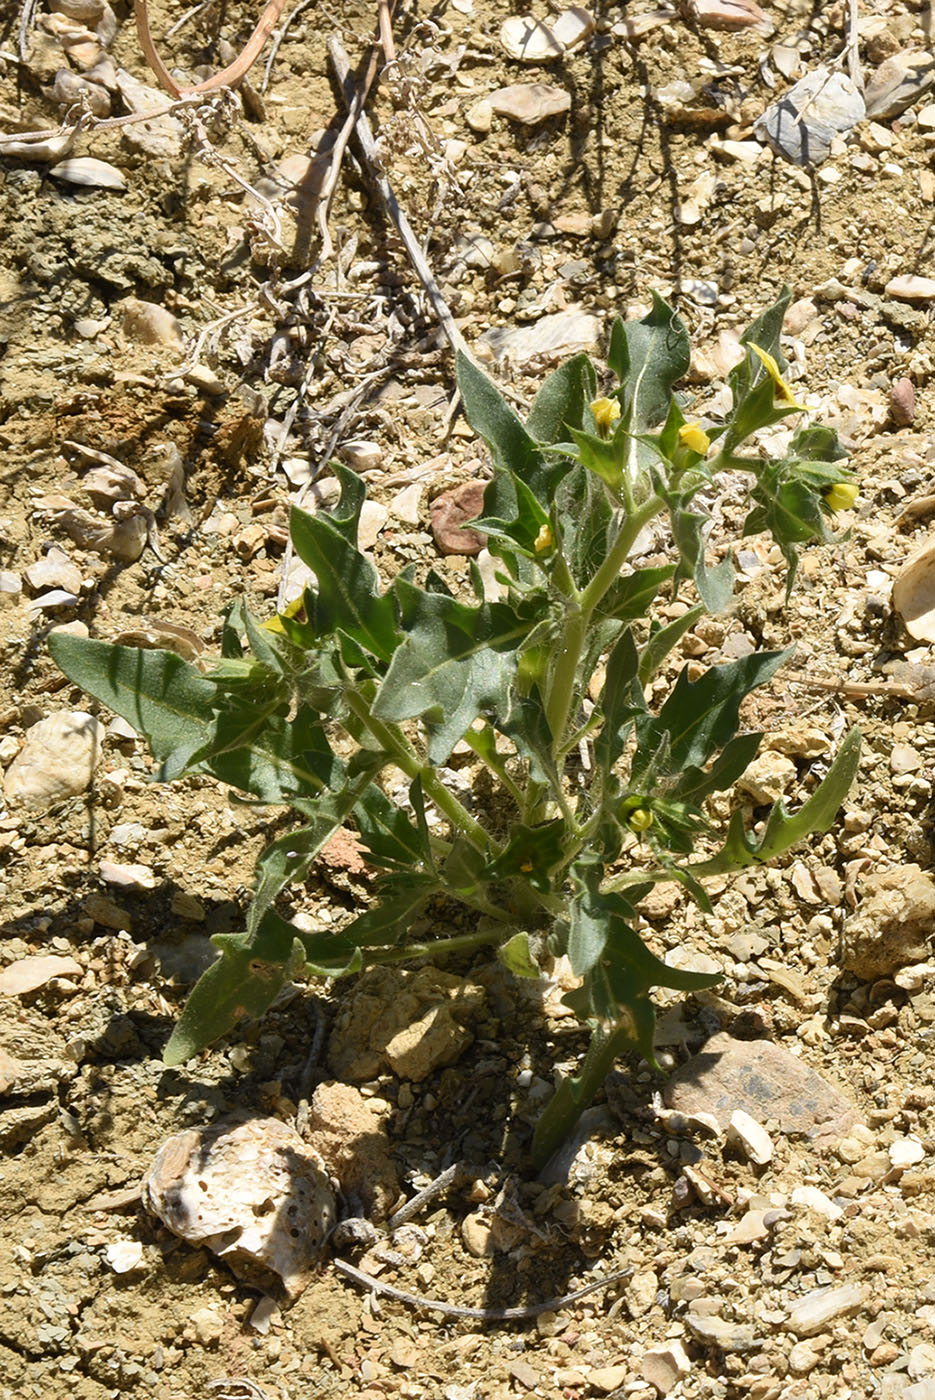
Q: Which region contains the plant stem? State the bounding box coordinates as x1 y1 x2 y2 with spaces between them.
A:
531 1021 634 1169
579 495 665 620
344 690 497 854
366 927 502 965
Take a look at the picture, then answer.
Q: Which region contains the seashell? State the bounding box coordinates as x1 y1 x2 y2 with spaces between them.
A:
893 537 935 642
500 7 593 62
49 157 126 190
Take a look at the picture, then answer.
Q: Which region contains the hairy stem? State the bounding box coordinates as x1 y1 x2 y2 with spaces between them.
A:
531 1021 634 1169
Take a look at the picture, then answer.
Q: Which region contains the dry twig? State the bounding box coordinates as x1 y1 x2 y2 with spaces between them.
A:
133 0 289 97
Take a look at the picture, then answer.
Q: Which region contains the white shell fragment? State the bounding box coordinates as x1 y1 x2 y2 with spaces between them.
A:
475 308 601 367
104 1240 145 1273
49 157 127 190
500 8 593 62
889 1136 926 1169
784 1283 868 1337
143 1117 336 1300
2 712 105 812
893 538 935 641
755 67 865 167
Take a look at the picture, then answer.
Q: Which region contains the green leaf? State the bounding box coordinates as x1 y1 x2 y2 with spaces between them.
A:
599 564 677 623
485 818 566 893
608 293 691 435
498 931 542 979
638 605 705 685
671 731 763 805
568 425 627 493
669 503 735 614
290 474 398 664
526 353 596 444
354 783 434 871
457 352 569 507
339 883 434 949
163 914 305 1065
635 651 789 776
594 628 642 775
373 579 527 763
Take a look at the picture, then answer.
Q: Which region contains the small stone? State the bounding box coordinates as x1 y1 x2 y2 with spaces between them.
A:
49 156 126 189
788 1342 820 1375
628 1268 658 1317
358 500 388 551
104 1240 144 1273
784 1283 867 1337
120 296 183 348
500 8 593 61
886 276 935 303
640 1340 691 1395
98 860 157 891
0 570 22 600
461 1212 493 1257
755 67 864 167
791 1185 843 1219
890 1136 926 1169
430 481 488 555
465 99 493 134
2 711 105 812
488 83 572 126
735 750 796 804
587 1366 629 1394
339 440 383 472
865 49 935 120
83 892 133 930
187 1306 224 1347
891 743 923 775
843 865 935 979
306 1081 399 1221
684 1313 759 1350
475 308 602 367
891 377 916 427
682 0 771 29
727 1109 773 1165
23 548 82 595
0 955 82 995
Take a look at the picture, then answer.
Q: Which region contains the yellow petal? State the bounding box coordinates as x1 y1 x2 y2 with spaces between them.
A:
748 342 806 411
678 421 711 455
627 806 654 833
534 522 554 554
823 482 859 512
590 396 622 436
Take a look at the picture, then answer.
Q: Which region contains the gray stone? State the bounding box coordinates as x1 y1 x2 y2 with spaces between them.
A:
755 66 865 167
663 1032 859 1147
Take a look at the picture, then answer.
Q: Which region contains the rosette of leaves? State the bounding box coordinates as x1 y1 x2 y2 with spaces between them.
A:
50 287 860 1167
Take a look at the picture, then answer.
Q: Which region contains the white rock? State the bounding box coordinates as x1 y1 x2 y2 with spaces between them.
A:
104 1240 144 1273
727 1109 773 1165
24 548 82 595
784 1283 867 1337
893 538 935 642
114 67 183 157
736 750 796 804
886 276 935 303
894 963 935 992
339 439 383 472
99 860 157 891
465 98 493 134
26 589 80 615
49 156 126 190
358 500 388 550
0 955 82 995
475 308 601 367
3 712 105 811
755 67 865 167
500 7 593 61
890 1136 926 1169
389 482 423 525
640 1340 691 1395
120 296 183 348
791 1185 843 1219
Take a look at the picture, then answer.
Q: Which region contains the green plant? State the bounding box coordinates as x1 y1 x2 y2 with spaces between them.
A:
49 287 860 1167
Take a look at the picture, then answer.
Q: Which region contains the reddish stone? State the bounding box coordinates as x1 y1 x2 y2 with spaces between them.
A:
429 481 488 555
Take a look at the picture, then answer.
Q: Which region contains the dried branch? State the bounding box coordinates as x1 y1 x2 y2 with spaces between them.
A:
133 0 289 98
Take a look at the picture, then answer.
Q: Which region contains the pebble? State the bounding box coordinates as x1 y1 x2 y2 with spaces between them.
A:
885 276 935 303
890 1136 926 1169
475 308 601 367
784 1283 867 1337
488 83 572 126
339 439 383 472
891 376 916 426
465 99 493 134
99 860 157 891
2 711 105 812
756 67 865 167
461 1212 494 1257
23 548 82 595
865 49 935 120
894 539 935 642
736 750 796 803
358 500 388 551
0 954 82 995
500 7 593 62
684 1312 759 1350
587 1366 629 1394
306 1081 399 1220
104 1240 144 1273
891 744 923 775
187 1307 224 1347
727 1109 773 1165
842 864 935 978
0 570 22 600
788 1342 821 1375
388 482 423 525
430 482 488 555
664 1032 859 1146
640 1341 690 1395
120 296 184 348
791 1185 843 1220
628 1268 658 1317
683 0 770 29
49 156 126 190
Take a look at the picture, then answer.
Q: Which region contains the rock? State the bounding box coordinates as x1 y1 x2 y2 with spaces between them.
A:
684 1313 759 1350
629 1268 659 1317
500 8 593 62
306 1081 400 1220
0 571 22 601
727 1109 773 1165
2 711 105 811
120 296 183 348
23 548 82 595
358 500 388 551
663 1032 859 1146
886 276 935 303
587 1366 629 1394
890 1136 926 1169
755 67 865 167
891 743 923 775
83 892 132 930
784 1283 867 1337
143 1116 336 1300
114 67 183 157
187 1306 224 1347
461 1211 494 1257
680 0 771 31
640 1340 691 1394
475 308 602 368
723 1209 770 1244
735 750 796 804
791 1185 843 1219
327 966 485 1082
894 539 935 641
430 481 488 555
104 1240 144 1273
843 864 935 978
339 439 383 472
891 376 916 426
864 50 935 120
488 83 572 126
0 955 82 995
465 99 493 134
788 1342 821 1375
99 860 157 890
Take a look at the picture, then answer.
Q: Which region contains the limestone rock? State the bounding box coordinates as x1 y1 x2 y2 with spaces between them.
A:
3 711 105 812
843 864 935 978
784 1283 867 1337
500 8 593 62
755 67 865 167
641 1341 691 1395
488 83 572 126
663 1032 859 1146
143 1116 336 1300
0 955 82 995
120 296 183 348
327 965 486 1082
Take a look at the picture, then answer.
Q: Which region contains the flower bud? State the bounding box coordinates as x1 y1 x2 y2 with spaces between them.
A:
822 481 859 512
534 522 554 554
627 805 654 833
590 396 621 436
677 421 710 456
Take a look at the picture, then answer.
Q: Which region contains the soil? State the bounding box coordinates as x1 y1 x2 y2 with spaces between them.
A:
4 0 935 1397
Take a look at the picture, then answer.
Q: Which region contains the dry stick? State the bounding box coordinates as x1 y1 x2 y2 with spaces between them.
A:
377 0 396 64
327 35 474 369
260 0 318 92
133 0 289 98
17 0 40 62
316 42 382 260
333 1258 633 1322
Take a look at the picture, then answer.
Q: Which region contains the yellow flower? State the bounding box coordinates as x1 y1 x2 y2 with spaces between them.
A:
590 396 621 436
626 805 654 833
748 342 807 411
822 481 859 512
261 595 306 634
534 522 554 554
678 421 711 456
